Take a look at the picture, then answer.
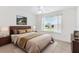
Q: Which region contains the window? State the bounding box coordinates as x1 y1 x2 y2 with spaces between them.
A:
42 15 62 33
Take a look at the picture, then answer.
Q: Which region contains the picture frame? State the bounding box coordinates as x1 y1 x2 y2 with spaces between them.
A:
16 15 27 25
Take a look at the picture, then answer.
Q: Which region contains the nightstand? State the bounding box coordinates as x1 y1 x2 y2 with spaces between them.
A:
71 31 79 53
0 36 11 46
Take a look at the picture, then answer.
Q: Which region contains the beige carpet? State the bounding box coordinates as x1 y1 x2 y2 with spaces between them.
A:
0 40 71 53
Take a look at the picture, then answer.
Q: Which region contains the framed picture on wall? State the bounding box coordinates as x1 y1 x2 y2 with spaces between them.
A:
16 15 27 25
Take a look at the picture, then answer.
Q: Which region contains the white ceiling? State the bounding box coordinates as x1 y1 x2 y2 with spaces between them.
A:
15 6 75 15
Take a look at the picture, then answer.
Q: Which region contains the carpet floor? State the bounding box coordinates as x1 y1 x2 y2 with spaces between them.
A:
0 40 72 53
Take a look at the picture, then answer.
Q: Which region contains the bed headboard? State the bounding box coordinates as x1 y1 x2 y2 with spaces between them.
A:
9 26 31 35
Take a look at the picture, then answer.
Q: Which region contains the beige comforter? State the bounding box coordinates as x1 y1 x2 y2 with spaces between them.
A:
16 32 42 49
11 32 53 53
11 32 42 44
25 34 52 53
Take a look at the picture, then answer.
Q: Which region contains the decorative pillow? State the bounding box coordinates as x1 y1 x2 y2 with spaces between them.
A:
18 29 26 34
13 29 18 34
26 29 32 32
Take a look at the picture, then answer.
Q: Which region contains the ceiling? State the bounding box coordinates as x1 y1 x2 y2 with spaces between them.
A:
15 6 75 15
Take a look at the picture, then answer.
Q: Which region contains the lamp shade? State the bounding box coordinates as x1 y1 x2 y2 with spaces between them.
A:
0 27 9 35
32 26 36 31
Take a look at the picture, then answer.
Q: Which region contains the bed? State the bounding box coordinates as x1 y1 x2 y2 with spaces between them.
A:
10 26 54 53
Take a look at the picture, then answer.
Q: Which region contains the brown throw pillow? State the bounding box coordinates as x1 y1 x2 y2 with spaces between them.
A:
18 29 26 34
26 29 32 32
13 29 18 34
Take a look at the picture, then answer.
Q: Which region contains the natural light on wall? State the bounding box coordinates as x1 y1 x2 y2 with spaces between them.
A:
42 15 62 33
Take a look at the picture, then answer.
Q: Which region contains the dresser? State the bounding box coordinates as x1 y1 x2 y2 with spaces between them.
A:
72 39 79 53
72 31 79 53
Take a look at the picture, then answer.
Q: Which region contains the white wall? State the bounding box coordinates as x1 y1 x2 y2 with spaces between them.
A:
0 7 16 26
16 7 36 26
76 7 79 30
0 7 36 27
54 7 76 42
36 7 77 43
0 6 77 42
0 7 36 35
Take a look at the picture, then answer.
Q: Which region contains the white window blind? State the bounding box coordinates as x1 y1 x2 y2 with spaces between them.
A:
42 15 62 33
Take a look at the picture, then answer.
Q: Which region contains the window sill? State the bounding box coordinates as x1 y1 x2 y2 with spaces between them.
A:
40 31 62 34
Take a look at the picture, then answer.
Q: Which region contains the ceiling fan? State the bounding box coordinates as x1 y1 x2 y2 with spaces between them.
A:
37 6 44 14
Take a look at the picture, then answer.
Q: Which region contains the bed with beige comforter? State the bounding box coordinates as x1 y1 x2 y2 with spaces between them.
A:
11 32 54 53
